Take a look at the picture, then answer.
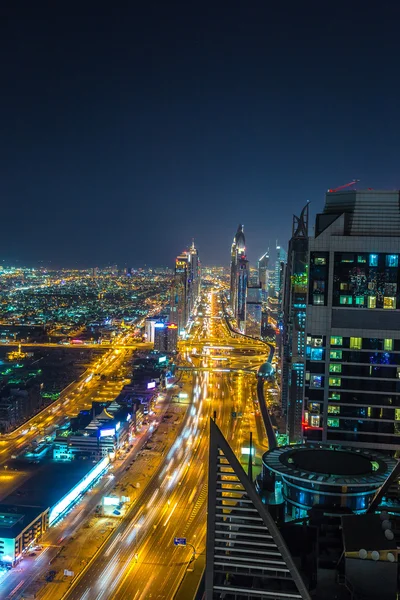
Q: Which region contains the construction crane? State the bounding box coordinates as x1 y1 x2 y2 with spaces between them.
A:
328 179 360 193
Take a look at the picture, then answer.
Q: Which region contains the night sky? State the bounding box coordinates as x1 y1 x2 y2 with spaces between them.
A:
1 2 400 268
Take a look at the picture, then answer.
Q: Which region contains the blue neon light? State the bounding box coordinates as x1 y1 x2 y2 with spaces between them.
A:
49 456 109 525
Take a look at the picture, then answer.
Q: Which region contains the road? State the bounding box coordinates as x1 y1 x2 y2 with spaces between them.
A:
0 342 136 472
61 289 272 600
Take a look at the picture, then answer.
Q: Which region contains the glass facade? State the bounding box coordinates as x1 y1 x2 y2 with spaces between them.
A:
331 252 399 309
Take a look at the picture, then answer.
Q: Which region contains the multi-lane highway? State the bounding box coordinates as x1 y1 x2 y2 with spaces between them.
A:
60 290 271 600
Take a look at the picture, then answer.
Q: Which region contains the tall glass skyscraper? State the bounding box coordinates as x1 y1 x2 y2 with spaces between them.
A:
170 241 201 335
258 250 269 299
281 204 309 443
230 225 248 332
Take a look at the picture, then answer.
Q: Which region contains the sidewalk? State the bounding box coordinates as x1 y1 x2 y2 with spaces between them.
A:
174 554 205 600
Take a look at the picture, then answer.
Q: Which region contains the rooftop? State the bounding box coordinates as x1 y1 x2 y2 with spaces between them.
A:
0 504 46 539
3 459 95 510
263 443 396 488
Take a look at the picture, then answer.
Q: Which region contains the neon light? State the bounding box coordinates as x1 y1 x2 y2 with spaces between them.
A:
115 422 121 432
103 496 119 506
100 428 115 437
168 324 178 329
154 323 165 329
49 456 109 524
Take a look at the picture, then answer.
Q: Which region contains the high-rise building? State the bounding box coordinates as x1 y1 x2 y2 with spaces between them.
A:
144 317 157 343
187 240 201 319
205 419 311 600
154 322 178 353
258 250 269 299
170 242 201 335
246 284 262 337
274 244 287 296
284 189 400 452
281 203 309 443
230 225 248 332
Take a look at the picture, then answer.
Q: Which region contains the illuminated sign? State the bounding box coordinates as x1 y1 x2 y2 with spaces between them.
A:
147 381 156 390
154 323 165 329
158 356 167 363
49 456 109 524
100 428 115 437
103 496 119 506
168 324 178 329
126 413 132 422
178 392 188 399
115 421 121 432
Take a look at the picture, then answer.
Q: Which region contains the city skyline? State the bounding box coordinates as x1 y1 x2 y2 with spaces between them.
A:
2 4 400 266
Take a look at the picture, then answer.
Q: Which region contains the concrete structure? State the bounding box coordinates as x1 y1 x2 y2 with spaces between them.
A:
0 505 48 566
0 458 109 565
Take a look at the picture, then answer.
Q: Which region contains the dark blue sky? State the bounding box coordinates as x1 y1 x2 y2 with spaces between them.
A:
1 2 400 268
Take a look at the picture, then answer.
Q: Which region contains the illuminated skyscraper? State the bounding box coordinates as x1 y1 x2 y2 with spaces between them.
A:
230 225 248 332
281 203 309 443
170 241 201 335
246 284 262 337
258 250 269 299
282 189 400 452
304 189 400 452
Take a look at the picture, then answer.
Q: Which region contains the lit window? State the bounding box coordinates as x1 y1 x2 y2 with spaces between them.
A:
329 377 341 387
350 337 362 350
369 254 378 267
314 257 326 265
310 375 323 388
368 296 376 309
330 336 343 346
329 363 342 373
386 254 398 267
310 348 323 361
308 402 320 412
340 296 353 305
340 283 348 291
305 372 310 381
313 280 325 291
327 417 340 427
330 350 342 360
355 297 364 305
313 294 324 305
384 339 393 351
397 367 400 380
395 409 400 421
384 297 396 309
310 415 320 427
328 405 340 414
341 254 354 263
357 255 367 263
329 392 341 400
